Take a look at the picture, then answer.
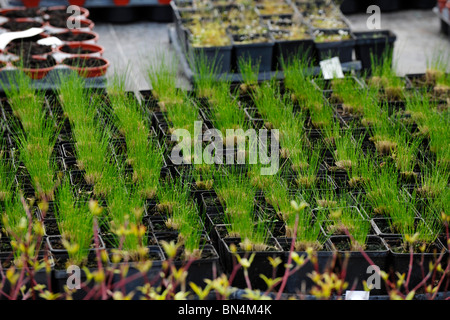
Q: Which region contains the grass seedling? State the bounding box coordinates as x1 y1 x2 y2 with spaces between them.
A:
55 180 95 266
333 129 364 171
191 157 216 191
286 199 325 251
364 162 399 216
281 50 315 104
368 48 405 102
387 195 439 252
190 48 221 99
368 112 398 157
424 48 449 85
107 180 148 261
393 131 422 181
174 202 204 259
107 82 163 199
165 93 199 141
212 79 247 128
215 167 272 250
0 136 16 202
308 99 333 130
330 79 369 118
416 164 449 199
426 111 450 168
290 144 322 189
156 179 191 216
347 149 374 189
5 75 60 201
320 200 370 250
15 126 60 201
237 56 260 95
1 191 42 263
147 50 182 111
263 178 306 223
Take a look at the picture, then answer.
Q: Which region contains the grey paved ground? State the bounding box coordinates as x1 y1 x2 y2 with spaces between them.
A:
94 8 450 92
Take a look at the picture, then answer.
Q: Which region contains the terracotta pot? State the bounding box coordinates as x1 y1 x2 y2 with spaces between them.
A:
63 56 110 78
54 29 99 45
57 43 104 58
21 0 40 7
13 55 57 80
0 17 46 32
46 5 90 19
49 17 94 32
69 0 87 6
113 0 131 5
21 64 56 80
0 7 42 17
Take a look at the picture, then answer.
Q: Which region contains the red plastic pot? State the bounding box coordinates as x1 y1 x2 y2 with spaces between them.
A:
69 0 87 6
0 17 46 31
46 5 90 19
55 29 99 45
113 0 131 5
57 43 104 58
63 57 110 78
21 0 40 7
158 0 171 4
49 17 95 31
21 63 56 80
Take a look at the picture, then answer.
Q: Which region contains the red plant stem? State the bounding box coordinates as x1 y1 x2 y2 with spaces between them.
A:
276 214 298 300
404 245 414 291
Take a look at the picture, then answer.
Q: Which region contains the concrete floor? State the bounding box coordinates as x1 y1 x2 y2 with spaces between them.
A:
94 8 450 92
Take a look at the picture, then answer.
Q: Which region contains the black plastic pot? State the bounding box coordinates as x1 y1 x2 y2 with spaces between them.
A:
329 235 390 295
153 231 220 288
314 30 356 63
384 236 446 292
353 30 397 74
369 0 401 12
277 237 336 294
187 37 233 75
219 236 284 290
371 215 429 238
231 33 275 73
339 0 364 14
271 32 315 71
410 0 437 9
440 16 449 35
51 250 110 299
0 250 54 300
108 245 165 299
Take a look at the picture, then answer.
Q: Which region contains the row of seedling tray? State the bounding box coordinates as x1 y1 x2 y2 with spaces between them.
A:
0 6 109 81
172 0 396 75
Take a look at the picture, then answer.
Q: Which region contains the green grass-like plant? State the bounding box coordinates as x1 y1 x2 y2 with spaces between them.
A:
55 180 95 266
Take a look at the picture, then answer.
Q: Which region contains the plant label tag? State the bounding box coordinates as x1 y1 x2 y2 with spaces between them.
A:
37 37 64 47
320 57 344 80
345 291 370 300
0 27 44 50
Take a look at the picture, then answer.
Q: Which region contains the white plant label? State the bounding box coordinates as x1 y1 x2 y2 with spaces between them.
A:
345 291 370 300
0 27 44 50
320 57 344 80
37 36 64 47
